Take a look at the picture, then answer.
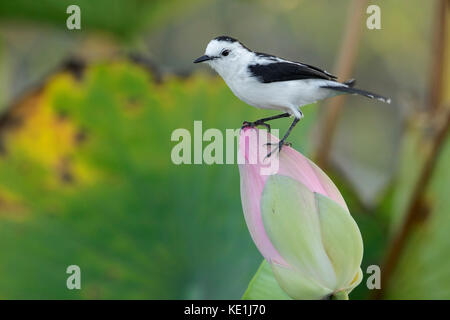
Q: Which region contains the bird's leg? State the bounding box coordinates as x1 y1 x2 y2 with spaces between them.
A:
242 112 290 132
266 116 300 158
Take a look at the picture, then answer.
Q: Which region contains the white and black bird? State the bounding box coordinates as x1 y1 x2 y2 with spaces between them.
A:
194 36 391 156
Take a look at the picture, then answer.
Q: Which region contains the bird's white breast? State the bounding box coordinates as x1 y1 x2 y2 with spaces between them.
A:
211 51 340 115
226 72 334 112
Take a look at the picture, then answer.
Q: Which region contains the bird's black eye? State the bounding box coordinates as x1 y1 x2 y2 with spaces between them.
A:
221 50 230 57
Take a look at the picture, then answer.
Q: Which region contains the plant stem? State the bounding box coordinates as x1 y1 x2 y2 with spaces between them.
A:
427 0 449 114
314 0 368 168
331 291 349 300
373 109 450 299
373 0 450 298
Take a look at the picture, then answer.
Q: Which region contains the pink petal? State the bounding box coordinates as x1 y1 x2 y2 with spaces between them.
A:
238 127 348 264
238 129 287 265
278 145 348 210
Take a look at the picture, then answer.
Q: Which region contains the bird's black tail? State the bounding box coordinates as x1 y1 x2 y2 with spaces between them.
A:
322 80 391 104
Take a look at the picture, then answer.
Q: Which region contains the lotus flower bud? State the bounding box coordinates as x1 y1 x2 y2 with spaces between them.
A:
238 128 363 300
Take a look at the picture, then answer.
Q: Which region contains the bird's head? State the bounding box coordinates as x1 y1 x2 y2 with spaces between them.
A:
194 36 251 78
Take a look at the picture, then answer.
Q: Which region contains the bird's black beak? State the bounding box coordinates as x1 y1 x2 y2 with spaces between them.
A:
193 55 212 63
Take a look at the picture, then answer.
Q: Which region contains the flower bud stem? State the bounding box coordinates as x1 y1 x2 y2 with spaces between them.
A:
331 291 349 300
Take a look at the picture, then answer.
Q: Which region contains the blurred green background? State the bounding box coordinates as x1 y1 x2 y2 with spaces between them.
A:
0 0 449 299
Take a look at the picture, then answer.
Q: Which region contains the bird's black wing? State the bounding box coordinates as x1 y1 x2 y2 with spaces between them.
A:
248 60 337 83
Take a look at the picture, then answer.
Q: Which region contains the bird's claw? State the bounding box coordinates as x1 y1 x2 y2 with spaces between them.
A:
241 121 252 129
264 140 291 158
241 120 271 132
